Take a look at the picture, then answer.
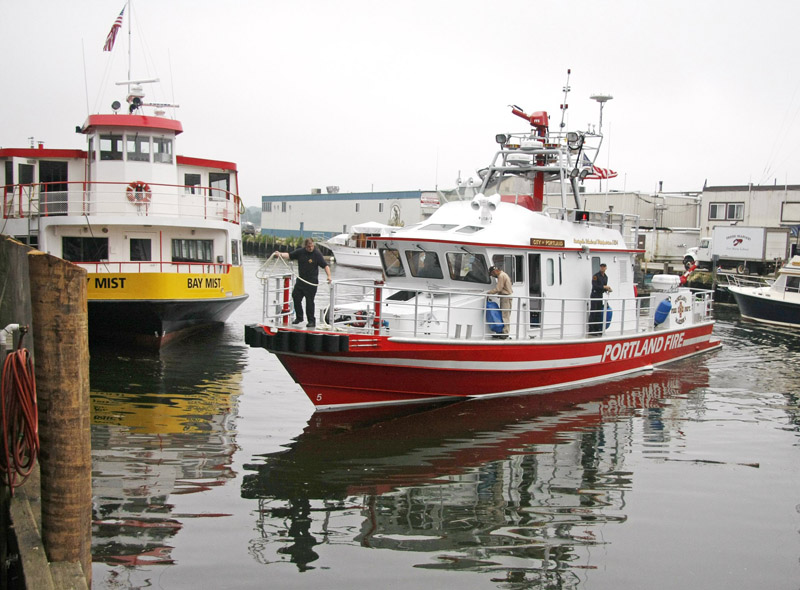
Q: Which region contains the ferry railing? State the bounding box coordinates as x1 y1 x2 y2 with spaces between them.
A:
76 261 233 274
259 273 716 341
2 181 243 225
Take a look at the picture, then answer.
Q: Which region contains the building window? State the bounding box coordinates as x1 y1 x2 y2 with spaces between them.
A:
185 173 201 194
62 237 108 262
130 238 152 261
153 137 173 164
99 134 123 161
263 202 272 212
281 201 287 213
171 239 213 262
709 202 744 221
126 135 150 161
379 203 384 213
356 203 360 213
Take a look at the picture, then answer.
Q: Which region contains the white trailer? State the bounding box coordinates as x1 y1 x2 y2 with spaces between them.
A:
684 226 791 274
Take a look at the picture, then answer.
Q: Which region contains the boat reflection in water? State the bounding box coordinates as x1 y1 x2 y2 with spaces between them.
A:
90 327 245 567
242 360 710 582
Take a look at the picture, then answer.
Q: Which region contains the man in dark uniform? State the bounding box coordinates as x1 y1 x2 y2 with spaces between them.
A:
589 263 612 335
273 238 331 327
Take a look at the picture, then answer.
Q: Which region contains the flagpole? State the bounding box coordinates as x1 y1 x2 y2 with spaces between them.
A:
127 0 131 94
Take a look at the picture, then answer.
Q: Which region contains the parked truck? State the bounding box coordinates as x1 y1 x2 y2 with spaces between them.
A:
684 226 791 275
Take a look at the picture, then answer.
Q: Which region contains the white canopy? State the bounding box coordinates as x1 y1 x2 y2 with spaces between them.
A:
350 221 396 235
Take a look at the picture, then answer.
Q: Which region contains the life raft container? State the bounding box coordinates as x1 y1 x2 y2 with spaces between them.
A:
126 181 152 204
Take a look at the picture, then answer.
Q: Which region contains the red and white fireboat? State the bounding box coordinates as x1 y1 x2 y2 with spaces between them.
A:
246 105 721 410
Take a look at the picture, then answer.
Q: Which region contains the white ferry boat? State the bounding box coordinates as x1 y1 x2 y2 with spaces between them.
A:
2 12 247 347
246 98 721 410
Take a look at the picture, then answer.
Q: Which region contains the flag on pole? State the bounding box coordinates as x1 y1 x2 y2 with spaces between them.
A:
582 153 618 180
103 6 125 52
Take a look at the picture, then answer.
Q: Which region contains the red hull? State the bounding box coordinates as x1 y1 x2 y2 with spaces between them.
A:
252 323 720 410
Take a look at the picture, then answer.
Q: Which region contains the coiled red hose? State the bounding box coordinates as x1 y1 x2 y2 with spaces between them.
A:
1 340 39 495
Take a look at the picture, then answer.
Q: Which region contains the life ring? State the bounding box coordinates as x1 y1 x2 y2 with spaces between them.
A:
126 181 152 204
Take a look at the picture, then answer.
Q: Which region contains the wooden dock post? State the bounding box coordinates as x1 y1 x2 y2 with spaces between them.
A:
27 252 92 586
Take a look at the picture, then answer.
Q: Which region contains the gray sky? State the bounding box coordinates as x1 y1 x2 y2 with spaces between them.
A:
3 0 800 207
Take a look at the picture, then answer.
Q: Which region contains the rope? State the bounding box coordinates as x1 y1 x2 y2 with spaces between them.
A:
1 332 39 495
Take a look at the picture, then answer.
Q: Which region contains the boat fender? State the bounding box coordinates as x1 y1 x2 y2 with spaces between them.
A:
306 333 323 353
605 305 613 329
654 297 672 326
126 181 152 204
289 331 306 352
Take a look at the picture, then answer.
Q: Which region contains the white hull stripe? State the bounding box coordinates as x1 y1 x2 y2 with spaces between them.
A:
287 332 714 371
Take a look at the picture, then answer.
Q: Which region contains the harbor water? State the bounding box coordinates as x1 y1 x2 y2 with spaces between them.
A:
90 256 800 589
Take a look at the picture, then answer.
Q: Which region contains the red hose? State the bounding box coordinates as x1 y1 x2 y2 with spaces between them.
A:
1 339 39 495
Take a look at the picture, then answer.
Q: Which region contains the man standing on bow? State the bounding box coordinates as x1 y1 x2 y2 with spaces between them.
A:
273 238 331 328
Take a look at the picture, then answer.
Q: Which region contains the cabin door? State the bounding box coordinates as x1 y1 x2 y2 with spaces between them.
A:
527 253 541 326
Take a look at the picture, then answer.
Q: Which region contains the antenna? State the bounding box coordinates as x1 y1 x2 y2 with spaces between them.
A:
559 68 571 129
590 93 613 135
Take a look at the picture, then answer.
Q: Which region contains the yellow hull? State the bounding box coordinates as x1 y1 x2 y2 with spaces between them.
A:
87 266 246 301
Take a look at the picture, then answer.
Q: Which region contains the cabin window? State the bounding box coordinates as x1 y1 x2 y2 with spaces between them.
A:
406 250 443 279
492 254 524 283
546 258 555 286
126 135 150 162
456 226 484 234
446 252 490 284
99 134 123 161
231 239 240 266
153 137 173 164
62 237 108 262
130 238 151 261
209 173 230 201
786 276 800 293
709 202 743 221
380 248 406 277
421 224 457 232
184 173 201 194
171 239 213 263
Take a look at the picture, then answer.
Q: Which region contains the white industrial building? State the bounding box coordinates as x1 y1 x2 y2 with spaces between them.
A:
259 183 800 262
260 188 440 240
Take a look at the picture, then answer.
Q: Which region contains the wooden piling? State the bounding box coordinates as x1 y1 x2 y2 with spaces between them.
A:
27 252 92 587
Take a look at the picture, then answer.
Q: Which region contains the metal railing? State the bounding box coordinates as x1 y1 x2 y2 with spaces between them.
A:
2 180 243 225
259 272 716 342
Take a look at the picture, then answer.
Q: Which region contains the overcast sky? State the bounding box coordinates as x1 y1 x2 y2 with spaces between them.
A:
3 0 800 207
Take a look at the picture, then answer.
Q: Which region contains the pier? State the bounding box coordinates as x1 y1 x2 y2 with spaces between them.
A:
1 236 91 589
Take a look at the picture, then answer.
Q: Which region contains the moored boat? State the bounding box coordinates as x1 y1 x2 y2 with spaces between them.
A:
727 256 800 327
246 96 721 410
322 220 398 269
1 10 247 348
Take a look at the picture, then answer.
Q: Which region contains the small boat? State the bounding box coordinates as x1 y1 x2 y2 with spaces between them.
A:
727 256 800 327
322 221 398 269
246 93 721 410
2 10 247 348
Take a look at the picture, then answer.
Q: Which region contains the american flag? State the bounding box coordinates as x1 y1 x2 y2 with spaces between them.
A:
582 153 618 180
103 6 125 52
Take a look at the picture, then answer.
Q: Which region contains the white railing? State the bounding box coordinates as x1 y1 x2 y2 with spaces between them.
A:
2 181 242 225
259 272 715 342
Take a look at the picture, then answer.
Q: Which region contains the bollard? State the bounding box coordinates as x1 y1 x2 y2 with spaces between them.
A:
28 252 92 587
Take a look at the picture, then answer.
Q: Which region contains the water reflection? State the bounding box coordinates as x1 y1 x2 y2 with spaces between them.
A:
242 362 709 583
90 327 246 567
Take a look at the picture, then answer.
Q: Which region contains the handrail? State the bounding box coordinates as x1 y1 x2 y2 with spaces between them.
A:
259 273 715 342
2 180 243 225
76 261 233 274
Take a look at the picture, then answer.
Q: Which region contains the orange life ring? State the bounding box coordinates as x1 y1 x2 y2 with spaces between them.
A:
126 181 152 204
